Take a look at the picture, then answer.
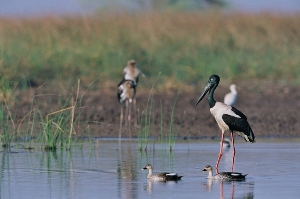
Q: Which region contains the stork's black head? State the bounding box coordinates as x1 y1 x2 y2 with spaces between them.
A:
196 75 220 105
208 75 220 85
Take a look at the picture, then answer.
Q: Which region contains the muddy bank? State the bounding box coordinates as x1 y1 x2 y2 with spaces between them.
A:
12 81 300 140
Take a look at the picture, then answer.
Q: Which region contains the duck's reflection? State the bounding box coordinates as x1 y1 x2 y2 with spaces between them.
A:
145 178 181 194
203 179 254 199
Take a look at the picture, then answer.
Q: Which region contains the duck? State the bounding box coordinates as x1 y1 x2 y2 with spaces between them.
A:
202 165 247 180
141 164 183 181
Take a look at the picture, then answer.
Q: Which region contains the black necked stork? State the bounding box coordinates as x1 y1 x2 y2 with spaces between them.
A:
118 79 136 138
202 165 247 180
196 75 255 174
224 84 237 106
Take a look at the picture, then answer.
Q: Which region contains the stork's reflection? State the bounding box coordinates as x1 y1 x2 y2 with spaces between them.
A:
203 179 254 199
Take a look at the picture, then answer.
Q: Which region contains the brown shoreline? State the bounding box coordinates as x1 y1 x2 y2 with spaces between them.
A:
11 81 300 139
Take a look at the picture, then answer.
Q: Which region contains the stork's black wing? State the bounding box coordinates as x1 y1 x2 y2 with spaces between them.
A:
231 107 247 120
222 113 255 143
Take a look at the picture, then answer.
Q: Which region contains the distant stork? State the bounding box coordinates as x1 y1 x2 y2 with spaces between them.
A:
224 84 237 106
196 75 255 174
118 60 145 127
118 79 136 139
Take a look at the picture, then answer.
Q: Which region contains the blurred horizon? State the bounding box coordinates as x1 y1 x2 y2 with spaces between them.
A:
0 0 300 17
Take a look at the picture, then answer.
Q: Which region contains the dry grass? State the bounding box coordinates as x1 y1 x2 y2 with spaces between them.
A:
1 11 300 93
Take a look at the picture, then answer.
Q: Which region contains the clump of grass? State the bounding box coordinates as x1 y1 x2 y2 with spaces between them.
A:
0 76 16 147
0 77 87 151
137 74 183 151
17 108 36 150
137 73 160 151
0 106 14 148
156 91 184 151
167 91 184 151
41 106 74 151
137 105 152 151
41 80 80 151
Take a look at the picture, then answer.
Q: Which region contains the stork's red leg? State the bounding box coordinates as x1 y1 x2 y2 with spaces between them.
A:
133 98 137 127
125 100 129 126
216 131 225 174
119 105 124 139
231 131 236 172
128 101 132 127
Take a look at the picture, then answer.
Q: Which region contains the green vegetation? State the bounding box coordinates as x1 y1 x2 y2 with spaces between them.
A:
0 80 86 150
167 91 183 151
1 11 300 148
137 74 158 151
137 73 183 151
1 12 300 93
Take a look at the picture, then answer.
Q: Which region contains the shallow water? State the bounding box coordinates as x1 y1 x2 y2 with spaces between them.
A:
0 139 299 199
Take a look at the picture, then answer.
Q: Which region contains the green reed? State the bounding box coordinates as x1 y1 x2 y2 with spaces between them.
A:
137 73 160 151
137 89 154 151
41 81 81 151
0 107 13 148
167 91 184 151
0 76 17 148
0 78 87 151
158 99 164 150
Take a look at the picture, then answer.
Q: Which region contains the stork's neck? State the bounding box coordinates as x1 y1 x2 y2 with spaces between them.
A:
231 89 237 95
208 84 217 108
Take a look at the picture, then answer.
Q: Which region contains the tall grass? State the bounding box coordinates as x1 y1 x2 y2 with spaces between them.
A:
0 106 13 148
0 75 17 147
40 80 81 151
0 78 86 150
137 74 160 151
137 73 183 151
1 12 300 93
167 91 184 151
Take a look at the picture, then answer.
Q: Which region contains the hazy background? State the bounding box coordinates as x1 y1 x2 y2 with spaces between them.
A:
1 0 300 17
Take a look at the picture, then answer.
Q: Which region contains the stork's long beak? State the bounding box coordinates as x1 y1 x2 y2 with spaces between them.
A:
138 68 146 77
202 168 207 172
196 83 211 105
141 167 147 170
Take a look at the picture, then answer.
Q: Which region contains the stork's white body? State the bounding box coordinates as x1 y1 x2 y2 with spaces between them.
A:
210 102 240 132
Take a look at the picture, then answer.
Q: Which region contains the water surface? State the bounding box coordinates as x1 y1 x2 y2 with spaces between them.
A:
0 139 299 198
